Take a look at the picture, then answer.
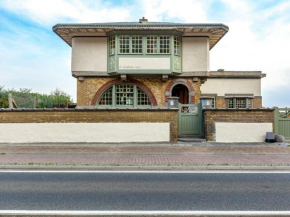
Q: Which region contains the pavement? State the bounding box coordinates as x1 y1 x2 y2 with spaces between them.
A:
0 142 290 170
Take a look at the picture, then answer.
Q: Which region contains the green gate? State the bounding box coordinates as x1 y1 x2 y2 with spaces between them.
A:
178 103 202 136
274 107 290 140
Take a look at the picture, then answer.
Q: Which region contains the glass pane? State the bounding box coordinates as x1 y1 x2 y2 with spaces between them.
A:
109 36 115 55
132 35 142 54
160 35 170 53
119 36 130 54
228 99 234 108
236 98 246 108
137 87 151 106
174 36 180 55
115 84 134 106
147 36 158 53
247 99 252 108
98 87 113 105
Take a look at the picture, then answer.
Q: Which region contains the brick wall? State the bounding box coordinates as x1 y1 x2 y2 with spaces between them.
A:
77 77 201 107
0 109 179 142
215 98 262 108
203 109 274 141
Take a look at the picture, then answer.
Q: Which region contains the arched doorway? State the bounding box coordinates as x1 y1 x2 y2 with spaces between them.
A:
172 84 189 104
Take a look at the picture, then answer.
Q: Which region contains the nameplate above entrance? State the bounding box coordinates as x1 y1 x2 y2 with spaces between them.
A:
119 58 170 70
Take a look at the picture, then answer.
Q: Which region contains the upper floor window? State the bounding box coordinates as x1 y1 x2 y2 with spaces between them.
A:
109 36 115 55
118 35 143 54
119 36 130 54
160 36 170 53
132 36 143 54
146 35 170 54
147 36 158 54
174 36 180 55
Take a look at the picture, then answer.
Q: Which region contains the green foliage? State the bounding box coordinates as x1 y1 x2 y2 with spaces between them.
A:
0 86 73 108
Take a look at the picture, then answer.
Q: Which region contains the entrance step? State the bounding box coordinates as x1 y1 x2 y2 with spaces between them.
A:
178 135 206 142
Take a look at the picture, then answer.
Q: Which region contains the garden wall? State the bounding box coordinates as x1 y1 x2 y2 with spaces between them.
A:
203 109 274 142
0 108 178 143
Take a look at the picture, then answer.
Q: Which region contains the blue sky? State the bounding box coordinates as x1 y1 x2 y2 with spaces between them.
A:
0 0 289 107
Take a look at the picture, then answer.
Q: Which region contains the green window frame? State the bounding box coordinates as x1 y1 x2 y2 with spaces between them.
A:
97 83 152 108
132 35 143 54
147 35 158 54
118 35 143 54
174 36 180 55
109 36 115 55
146 35 170 54
119 35 130 54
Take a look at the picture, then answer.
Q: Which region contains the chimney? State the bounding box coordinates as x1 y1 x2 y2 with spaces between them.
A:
139 17 148 23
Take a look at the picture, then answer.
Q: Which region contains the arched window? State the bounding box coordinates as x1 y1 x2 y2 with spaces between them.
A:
97 84 152 108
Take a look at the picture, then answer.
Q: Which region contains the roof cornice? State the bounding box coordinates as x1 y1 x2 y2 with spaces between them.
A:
52 22 229 49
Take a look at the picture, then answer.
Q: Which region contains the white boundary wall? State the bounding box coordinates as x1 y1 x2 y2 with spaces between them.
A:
0 123 170 143
216 123 273 142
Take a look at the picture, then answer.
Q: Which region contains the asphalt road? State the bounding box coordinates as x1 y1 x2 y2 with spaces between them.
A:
0 171 290 211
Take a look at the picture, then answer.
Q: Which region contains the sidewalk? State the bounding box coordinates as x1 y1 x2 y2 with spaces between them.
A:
0 142 290 170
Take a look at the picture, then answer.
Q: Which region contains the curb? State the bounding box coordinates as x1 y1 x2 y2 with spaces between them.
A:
1 165 290 171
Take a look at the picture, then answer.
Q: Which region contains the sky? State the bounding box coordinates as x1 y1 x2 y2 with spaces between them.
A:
0 0 289 107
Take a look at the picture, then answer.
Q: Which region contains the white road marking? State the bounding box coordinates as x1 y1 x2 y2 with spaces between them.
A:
0 170 290 173
0 210 290 216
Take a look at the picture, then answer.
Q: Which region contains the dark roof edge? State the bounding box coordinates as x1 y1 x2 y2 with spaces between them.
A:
52 23 229 31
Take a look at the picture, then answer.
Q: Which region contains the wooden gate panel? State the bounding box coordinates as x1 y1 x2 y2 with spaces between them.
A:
178 103 202 136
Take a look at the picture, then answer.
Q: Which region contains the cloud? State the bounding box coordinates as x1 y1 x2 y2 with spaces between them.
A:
0 0 131 26
141 0 209 22
209 0 290 107
0 0 289 106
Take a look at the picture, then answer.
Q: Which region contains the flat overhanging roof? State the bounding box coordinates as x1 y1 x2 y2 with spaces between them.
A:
52 22 229 50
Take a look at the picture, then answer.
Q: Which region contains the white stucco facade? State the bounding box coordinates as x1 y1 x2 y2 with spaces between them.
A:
201 78 262 96
182 37 209 72
72 37 107 72
215 123 273 142
0 123 170 143
119 58 170 70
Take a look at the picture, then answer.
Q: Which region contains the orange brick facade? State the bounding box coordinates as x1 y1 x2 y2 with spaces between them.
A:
77 77 202 107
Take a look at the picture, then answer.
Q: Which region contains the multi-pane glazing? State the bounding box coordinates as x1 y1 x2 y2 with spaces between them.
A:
228 99 234 108
115 84 134 105
247 99 252 108
160 36 170 53
137 87 151 105
236 98 246 108
97 84 152 107
132 35 143 54
109 36 115 55
174 36 180 55
147 36 158 53
119 36 130 54
98 87 112 105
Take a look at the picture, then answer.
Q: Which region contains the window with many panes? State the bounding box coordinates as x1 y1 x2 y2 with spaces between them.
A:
227 98 252 108
97 84 152 108
147 36 158 53
132 35 143 54
118 35 142 54
115 84 134 106
109 36 115 55
119 36 130 54
174 36 180 55
159 36 170 53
